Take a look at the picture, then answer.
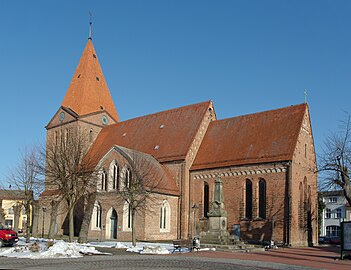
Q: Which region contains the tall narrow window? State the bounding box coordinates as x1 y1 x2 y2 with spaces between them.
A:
113 164 119 190
91 201 101 229
245 179 252 220
258 179 266 219
101 170 107 191
123 202 132 231
204 182 209 218
125 169 131 188
128 204 132 229
160 201 170 231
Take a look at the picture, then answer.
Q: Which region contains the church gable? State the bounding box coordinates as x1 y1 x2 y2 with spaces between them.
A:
46 106 79 129
192 103 307 170
87 101 212 164
96 145 180 196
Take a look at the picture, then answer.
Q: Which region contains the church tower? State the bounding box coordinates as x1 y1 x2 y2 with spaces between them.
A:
45 36 119 188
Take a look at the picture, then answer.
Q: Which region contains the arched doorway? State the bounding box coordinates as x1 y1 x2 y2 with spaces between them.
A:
106 208 118 239
110 209 118 239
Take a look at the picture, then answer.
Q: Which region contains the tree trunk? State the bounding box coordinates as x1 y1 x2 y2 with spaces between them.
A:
13 204 20 232
132 210 136 247
48 200 58 239
78 192 96 243
69 202 75 242
25 200 31 243
0 201 4 224
31 201 39 238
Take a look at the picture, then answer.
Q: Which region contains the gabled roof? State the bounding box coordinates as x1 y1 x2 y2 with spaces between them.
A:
191 104 307 170
104 146 179 196
0 190 27 201
61 39 119 121
88 101 212 164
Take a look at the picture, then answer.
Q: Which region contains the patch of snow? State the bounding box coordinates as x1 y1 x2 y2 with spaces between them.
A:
0 240 108 259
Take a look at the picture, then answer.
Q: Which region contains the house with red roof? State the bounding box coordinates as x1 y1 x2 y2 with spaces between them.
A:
39 37 318 246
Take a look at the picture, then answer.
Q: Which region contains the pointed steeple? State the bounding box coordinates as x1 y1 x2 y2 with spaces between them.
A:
61 39 119 121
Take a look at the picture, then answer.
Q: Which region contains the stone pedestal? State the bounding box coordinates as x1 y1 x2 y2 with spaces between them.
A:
200 177 230 245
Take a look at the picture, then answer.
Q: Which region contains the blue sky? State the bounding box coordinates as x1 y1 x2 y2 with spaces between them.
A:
0 0 350 186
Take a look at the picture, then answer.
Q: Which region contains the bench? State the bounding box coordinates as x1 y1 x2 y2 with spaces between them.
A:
172 239 199 253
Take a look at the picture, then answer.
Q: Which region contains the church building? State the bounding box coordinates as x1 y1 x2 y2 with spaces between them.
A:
40 37 318 247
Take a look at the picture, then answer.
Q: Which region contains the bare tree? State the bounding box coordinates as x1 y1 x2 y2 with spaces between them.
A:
114 147 167 246
319 113 351 206
7 147 44 242
42 127 99 242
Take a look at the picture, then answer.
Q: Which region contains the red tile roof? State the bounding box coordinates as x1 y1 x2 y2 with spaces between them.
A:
88 101 212 164
191 104 307 170
0 190 27 200
61 40 119 121
40 189 61 197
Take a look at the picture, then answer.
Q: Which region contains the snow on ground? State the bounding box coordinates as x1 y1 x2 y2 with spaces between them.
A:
0 238 109 259
0 238 214 259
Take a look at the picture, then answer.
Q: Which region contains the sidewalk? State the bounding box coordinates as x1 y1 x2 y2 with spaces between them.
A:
182 246 351 270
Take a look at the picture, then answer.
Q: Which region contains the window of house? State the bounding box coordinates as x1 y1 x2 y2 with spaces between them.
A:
328 197 337 203
160 201 170 232
245 179 253 220
336 208 342 219
326 225 340 237
258 179 266 219
325 208 331 219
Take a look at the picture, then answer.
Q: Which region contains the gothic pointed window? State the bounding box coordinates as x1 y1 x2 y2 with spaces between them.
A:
91 201 102 229
125 168 131 189
123 202 132 231
204 182 209 218
258 179 266 219
245 179 252 220
113 163 119 190
160 201 170 232
101 170 107 191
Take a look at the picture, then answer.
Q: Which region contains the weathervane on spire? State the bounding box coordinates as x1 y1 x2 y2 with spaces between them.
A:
304 89 308 103
88 11 93 40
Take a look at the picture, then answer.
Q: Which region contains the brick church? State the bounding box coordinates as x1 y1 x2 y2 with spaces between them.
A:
40 38 318 246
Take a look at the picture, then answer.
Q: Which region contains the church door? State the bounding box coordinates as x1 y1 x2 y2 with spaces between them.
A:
110 209 118 239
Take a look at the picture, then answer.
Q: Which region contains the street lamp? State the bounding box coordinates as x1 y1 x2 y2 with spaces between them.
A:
192 204 200 250
42 207 46 238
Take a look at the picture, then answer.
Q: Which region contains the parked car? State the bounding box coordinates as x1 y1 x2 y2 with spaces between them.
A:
0 227 18 247
318 236 330 244
329 237 340 245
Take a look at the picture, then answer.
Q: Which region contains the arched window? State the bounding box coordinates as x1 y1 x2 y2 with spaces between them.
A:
109 161 119 191
258 179 266 219
245 179 252 220
123 202 132 231
125 168 131 189
91 201 101 230
101 170 107 191
113 163 119 190
204 182 209 218
299 182 304 228
160 201 170 232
